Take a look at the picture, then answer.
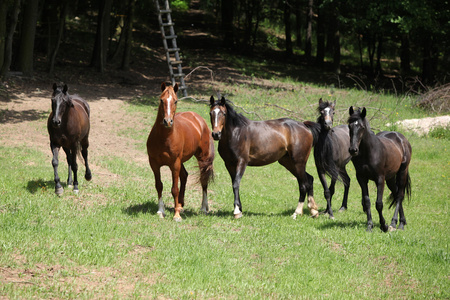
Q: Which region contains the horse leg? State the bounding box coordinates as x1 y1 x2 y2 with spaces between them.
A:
317 170 332 217
63 147 73 188
226 160 245 219
375 177 388 232
51 143 63 195
326 176 337 219
306 172 319 218
357 176 373 232
179 164 188 210
71 147 79 194
170 160 182 221
339 170 350 212
81 138 92 181
386 177 398 231
389 170 409 231
150 162 164 218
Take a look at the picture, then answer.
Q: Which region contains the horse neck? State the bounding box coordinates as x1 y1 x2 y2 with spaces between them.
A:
359 126 378 153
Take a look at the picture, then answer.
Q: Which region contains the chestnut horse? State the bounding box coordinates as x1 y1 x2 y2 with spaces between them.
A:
147 83 215 221
348 107 412 232
47 83 92 195
209 96 320 219
314 99 352 219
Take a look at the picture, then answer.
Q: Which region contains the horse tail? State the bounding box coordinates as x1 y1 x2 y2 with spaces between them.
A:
314 134 342 183
303 121 321 147
389 171 411 208
199 138 215 185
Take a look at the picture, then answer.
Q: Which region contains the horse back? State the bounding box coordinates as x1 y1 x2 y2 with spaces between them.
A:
377 131 412 164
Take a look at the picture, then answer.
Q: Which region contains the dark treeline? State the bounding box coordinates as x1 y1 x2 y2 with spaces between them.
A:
0 0 448 85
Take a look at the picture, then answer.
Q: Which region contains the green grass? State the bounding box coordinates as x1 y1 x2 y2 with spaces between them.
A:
1 81 449 298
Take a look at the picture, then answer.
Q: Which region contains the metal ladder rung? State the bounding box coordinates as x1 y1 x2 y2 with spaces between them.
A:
173 73 185 77
168 48 180 52
164 35 177 39
162 22 175 27
170 60 183 65
160 9 171 13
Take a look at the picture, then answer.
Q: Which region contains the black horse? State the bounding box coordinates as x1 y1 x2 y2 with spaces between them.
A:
47 83 92 195
348 107 412 232
314 99 352 219
209 96 320 219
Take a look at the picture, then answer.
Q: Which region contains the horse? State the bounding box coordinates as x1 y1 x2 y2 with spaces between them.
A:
347 107 412 232
147 82 215 221
314 99 352 219
209 96 320 219
47 83 92 195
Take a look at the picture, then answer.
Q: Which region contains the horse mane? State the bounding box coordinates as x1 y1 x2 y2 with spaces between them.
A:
223 99 250 128
317 100 332 113
303 121 321 147
315 132 347 184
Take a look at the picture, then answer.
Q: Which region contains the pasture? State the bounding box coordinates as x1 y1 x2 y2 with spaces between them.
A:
0 76 449 298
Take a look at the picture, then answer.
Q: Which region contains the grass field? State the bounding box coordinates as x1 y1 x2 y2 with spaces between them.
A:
1 78 449 298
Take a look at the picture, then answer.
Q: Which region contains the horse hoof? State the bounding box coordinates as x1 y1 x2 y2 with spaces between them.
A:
329 215 335 220
388 226 396 232
55 187 64 196
338 207 347 213
73 189 79 195
310 209 319 218
67 185 74 189
85 173 92 181
291 213 298 220
157 211 165 219
173 216 182 222
234 212 243 219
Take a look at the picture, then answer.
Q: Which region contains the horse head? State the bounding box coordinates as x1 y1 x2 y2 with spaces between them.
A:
347 106 367 156
51 83 72 128
318 98 336 130
209 96 227 140
159 82 178 128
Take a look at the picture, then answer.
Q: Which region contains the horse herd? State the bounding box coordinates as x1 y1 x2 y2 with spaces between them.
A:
47 82 412 232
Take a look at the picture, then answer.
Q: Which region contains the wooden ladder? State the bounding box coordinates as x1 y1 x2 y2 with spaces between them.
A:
155 0 188 97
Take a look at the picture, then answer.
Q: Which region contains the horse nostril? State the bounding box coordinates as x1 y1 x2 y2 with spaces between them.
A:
349 148 358 155
212 132 221 140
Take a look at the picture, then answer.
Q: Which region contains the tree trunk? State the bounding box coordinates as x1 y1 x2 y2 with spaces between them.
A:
315 2 325 67
0 0 21 78
294 0 302 48
284 1 292 57
121 0 136 71
49 0 68 75
0 0 7 70
375 36 383 75
332 10 340 74
400 33 411 75
18 0 39 77
91 0 113 72
221 0 234 47
305 0 313 62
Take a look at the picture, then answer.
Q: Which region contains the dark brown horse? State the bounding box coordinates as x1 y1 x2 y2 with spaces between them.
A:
47 83 92 195
209 96 320 219
147 83 215 221
314 99 352 219
348 107 412 232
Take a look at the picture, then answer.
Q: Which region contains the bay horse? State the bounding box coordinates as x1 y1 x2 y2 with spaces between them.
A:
47 83 92 195
209 96 320 219
147 82 215 221
314 99 352 219
348 107 412 232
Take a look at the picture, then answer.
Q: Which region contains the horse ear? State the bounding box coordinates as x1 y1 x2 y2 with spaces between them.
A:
220 96 226 105
173 83 178 93
361 107 366 119
161 82 166 91
63 84 68 94
210 96 215 105
332 100 336 108
319 98 323 105
349 106 354 115
52 83 57 91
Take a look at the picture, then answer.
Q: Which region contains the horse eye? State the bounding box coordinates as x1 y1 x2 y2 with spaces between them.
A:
175 101 178 104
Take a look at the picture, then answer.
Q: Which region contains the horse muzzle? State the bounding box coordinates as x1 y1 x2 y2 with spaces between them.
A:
349 147 359 156
52 119 62 128
163 118 174 128
212 131 222 140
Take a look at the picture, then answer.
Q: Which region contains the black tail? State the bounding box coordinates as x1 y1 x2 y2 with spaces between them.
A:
389 172 411 208
199 139 215 185
304 121 321 147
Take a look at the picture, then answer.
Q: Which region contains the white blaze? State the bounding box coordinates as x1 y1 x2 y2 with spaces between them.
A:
213 108 220 127
166 95 173 116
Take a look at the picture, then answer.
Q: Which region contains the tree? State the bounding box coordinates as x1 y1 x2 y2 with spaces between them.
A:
17 0 39 77
121 0 136 71
91 0 113 73
0 0 21 78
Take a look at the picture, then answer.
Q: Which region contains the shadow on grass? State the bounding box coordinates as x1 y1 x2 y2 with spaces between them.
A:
26 179 55 194
123 201 159 216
